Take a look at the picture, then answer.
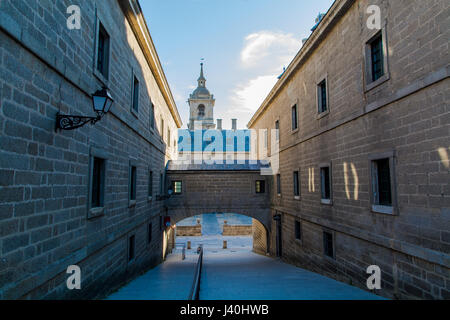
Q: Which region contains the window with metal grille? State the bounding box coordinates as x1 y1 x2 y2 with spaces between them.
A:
318 80 327 113
256 180 265 193
150 102 155 129
148 171 153 198
372 158 392 206
323 231 334 258
172 181 182 194
293 171 300 197
370 34 384 82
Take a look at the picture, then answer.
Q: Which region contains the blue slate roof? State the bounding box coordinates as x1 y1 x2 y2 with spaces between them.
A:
166 160 270 172
178 129 251 152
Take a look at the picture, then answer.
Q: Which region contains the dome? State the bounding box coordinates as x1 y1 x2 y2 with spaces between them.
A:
192 86 211 98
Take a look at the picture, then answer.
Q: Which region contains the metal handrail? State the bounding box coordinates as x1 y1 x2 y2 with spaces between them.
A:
188 245 203 300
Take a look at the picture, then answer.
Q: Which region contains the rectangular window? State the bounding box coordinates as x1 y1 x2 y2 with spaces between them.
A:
91 157 105 208
293 171 300 197
320 166 331 201
318 80 327 113
148 171 153 198
128 235 135 262
255 180 265 194
323 231 334 259
130 166 137 201
160 173 164 195
372 158 392 206
161 119 164 140
147 223 152 244
168 129 171 147
295 221 301 241
291 104 298 130
276 174 281 195
172 181 182 194
132 75 139 113
264 129 268 149
370 34 384 82
275 120 279 141
150 102 155 129
97 22 110 79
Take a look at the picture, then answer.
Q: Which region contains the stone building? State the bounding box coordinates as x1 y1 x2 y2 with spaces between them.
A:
0 0 181 299
248 0 449 299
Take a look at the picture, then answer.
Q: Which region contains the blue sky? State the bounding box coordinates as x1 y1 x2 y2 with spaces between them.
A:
140 0 335 129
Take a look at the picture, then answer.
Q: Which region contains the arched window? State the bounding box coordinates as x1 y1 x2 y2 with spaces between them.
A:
198 104 205 118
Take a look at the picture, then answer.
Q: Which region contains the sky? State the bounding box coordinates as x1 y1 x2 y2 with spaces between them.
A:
140 0 335 129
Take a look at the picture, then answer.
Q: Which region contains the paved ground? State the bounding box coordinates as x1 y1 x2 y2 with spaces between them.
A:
106 235 384 300
106 252 197 300
200 249 385 300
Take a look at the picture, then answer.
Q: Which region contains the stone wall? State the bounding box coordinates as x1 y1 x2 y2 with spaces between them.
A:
176 225 202 236
248 0 450 299
0 0 180 299
252 219 268 255
222 224 252 236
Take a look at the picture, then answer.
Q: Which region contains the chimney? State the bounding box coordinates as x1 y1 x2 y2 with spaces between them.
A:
217 119 222 130
231 119 237 130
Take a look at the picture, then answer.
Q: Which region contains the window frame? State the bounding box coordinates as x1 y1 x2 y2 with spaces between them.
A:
93 13 111 85
172 180 182 195
293 170 300 199
316 77 329 117
255 180 266 194
128 160 138 207
87 146 109 219
319 163 332 205
295 220 302 243
147 222 152 245
276 173 281 196
131 71 139 117
369 151 398 215
128 234 136 263
291 104 298 132
364 27 390 92
322 229 335 260
149 101 155 131
148 170 153 201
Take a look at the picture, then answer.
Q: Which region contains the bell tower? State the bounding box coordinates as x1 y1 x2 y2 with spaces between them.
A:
188 63 216 130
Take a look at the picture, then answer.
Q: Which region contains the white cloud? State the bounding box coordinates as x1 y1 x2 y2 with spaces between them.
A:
222 31 302 126
240 31 301 72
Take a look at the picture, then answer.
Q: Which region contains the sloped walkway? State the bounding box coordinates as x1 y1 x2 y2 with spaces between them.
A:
200 250 385 300
106 252 197 300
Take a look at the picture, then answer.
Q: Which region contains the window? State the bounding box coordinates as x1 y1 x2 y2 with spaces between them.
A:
323 231 334 259
148 171 153 198
147 223 152 244
317 80 327 113
370 33 384 82
372 158 392 206
128 235 135 262
264 129 268 149
132 75 139 113
255 180 265 194
295 221 301 241
150 102 155 129
168 129 171 147
160 173 164 195
91 157 105 208
129 165 137 202
275 120 279 141
172 181 182 194
291 104 298 131
293 171 300 197
198 104 205 118
320 165 331 203
276 174 281 195
96 22 110 79
161 118 164 140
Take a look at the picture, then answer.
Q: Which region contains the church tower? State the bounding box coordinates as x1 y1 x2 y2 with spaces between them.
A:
188 63 216 130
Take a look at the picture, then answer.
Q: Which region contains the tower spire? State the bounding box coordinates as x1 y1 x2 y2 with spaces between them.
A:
198 62 206 87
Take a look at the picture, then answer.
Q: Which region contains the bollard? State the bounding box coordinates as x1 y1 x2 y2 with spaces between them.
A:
223 240 227 249
187 241 191 250
182 246 186 260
